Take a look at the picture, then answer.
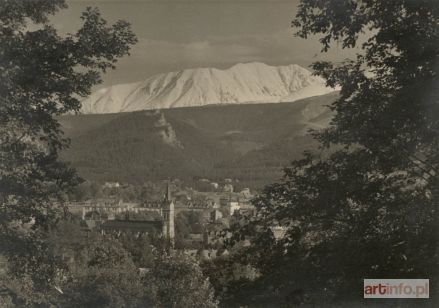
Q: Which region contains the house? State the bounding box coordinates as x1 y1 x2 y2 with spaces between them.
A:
270 226 287 240
237 203 256 217
226 201 240 216
103 182 120 188
100 220 163 238
240 188 252 198
223 183 234 193
210 209 223 222
201 249 218 260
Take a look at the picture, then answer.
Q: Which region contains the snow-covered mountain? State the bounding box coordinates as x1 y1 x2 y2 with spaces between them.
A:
81 62 335 114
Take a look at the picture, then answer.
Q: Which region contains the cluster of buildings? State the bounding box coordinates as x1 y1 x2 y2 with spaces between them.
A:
69 183 258 258
194 178 239 193
74 184 175 240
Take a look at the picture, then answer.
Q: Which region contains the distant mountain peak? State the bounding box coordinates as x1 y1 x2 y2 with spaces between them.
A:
80 62 336 114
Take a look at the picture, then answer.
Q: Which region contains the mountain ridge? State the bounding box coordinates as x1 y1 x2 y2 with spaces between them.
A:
81 62 335 114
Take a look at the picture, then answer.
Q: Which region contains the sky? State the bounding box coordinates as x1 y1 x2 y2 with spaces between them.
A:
51 0 361 88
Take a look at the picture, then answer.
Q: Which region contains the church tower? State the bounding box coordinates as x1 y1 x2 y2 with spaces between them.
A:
162 182 175 242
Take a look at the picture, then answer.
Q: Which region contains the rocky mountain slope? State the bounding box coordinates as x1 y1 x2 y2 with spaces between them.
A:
80 62 335 114
61 92 338 188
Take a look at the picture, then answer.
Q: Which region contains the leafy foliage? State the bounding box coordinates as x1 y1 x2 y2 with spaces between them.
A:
144 250 218 308
60 237 148 308
174 211 205 249
0 0 137 304
228 0 439 305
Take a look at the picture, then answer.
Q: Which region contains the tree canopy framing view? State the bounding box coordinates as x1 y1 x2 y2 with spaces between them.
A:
0 0 438 307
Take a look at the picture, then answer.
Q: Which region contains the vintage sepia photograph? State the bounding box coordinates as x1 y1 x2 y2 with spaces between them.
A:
0 0 438 307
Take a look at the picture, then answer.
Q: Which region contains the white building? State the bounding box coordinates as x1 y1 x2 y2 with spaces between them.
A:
226 201 240 216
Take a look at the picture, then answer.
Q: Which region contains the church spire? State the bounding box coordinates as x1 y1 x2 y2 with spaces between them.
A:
165 181 172 202
162 180 175 243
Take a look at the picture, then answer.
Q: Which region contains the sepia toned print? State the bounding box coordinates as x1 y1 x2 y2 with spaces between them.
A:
0 0 438 307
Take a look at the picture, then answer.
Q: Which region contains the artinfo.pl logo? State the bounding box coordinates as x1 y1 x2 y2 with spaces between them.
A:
364 279 429 298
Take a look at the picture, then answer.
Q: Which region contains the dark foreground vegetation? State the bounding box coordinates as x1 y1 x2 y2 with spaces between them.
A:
1 0 438 307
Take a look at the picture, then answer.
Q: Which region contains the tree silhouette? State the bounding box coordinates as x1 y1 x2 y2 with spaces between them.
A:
231 0 439 305
0 0 137 304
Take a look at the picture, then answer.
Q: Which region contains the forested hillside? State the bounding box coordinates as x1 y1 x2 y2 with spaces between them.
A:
60 92 338 188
